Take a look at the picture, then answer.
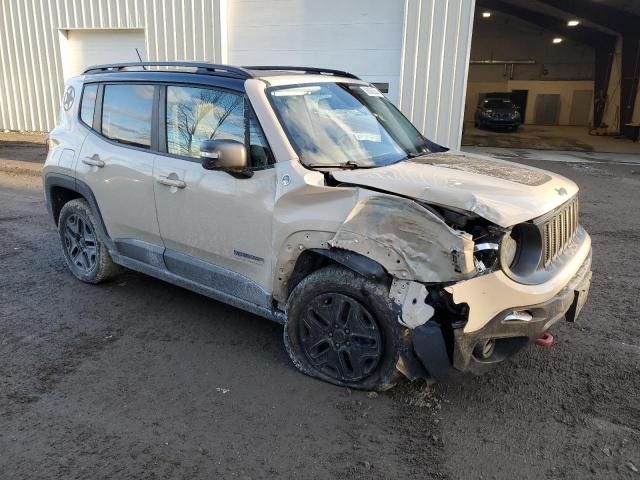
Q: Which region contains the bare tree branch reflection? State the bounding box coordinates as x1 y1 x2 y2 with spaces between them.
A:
168 88 244 156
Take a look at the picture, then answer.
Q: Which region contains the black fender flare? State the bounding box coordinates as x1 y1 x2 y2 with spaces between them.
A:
308 247 388 283
43 173 115 250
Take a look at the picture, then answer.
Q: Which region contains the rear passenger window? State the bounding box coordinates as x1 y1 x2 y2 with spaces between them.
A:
166 86 244 158
80 84 98 128
102 84 154 148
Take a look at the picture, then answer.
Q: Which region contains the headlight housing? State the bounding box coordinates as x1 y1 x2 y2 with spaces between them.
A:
500 223 543 279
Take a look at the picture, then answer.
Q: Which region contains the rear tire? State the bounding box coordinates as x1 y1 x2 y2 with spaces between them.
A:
284 265 403 391
58 198 119 284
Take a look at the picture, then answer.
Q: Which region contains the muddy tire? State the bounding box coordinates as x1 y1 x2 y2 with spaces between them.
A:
284 265 403 391
58 198 119 284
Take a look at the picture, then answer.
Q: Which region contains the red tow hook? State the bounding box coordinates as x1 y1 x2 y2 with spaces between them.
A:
535 332 554 347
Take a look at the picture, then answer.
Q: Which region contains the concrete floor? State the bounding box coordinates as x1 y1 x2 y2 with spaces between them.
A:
462 123 640 154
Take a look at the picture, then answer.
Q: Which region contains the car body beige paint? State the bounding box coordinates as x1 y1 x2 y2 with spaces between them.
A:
331 152 579 228
44 76 87 180
45 72 593 368
153 154 276 290
245 75 591 336
447 227 591 333
329 195 475 282
77 128 163 246
246 77 474 303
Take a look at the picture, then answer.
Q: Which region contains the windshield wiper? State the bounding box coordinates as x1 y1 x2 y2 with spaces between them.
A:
406 150 432 159
308 161 360 169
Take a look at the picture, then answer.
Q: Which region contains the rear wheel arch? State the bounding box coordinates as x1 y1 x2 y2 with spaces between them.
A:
49 185 82 225
44 173 113 249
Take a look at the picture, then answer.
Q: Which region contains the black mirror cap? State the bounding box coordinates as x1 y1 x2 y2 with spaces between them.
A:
200 139 248 172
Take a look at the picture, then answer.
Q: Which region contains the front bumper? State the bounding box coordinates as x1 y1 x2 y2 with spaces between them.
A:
452 250 592 373
481 117 520 128
407 230 592 381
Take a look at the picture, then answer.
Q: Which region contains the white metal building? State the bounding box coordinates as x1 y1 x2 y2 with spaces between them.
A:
0 0 475 149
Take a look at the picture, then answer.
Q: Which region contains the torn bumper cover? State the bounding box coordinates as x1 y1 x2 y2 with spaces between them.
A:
451 251 592 373
405 245 592 381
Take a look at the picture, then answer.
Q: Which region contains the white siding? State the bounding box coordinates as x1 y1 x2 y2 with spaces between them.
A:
227 0 405 103
0 0 225 131
0 0 475 148
399 0 475 148
62 29 146 79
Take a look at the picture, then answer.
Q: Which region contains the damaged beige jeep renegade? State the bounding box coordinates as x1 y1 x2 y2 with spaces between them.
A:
44 62 592 390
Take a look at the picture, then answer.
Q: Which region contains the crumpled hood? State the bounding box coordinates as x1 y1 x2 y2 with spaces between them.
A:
331 150 578 227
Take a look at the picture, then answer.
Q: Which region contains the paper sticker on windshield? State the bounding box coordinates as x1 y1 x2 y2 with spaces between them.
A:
360 86 384 97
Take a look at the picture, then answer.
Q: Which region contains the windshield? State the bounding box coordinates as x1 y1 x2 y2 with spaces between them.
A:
268 82 443 168
483 99 514 109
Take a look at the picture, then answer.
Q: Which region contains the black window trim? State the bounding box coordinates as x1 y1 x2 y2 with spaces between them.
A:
78 79 276 170
245 100 276 169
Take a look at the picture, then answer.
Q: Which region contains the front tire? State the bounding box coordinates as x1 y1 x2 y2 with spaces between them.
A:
284 265 403 390
58 198 119 283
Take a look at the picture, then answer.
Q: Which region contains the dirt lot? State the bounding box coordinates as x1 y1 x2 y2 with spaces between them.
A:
1 140 639 479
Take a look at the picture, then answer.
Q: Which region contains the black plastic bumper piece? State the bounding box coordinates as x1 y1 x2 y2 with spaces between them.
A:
410 321 455 383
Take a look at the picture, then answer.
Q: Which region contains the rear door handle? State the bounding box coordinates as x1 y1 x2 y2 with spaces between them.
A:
157 176 186 189
82 154 105 168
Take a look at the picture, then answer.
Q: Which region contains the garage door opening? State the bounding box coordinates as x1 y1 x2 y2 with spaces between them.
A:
461 1 639 154
59 29 146 80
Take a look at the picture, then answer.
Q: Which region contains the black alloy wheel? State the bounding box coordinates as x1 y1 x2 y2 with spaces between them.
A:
63 213 98 274
299 292 383 382
57 198 119 283
284 265 403 390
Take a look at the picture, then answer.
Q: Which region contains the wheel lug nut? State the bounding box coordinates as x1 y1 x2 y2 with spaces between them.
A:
328 332 333 337
345 329 350 334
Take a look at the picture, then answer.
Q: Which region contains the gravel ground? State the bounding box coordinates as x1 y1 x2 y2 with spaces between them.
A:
0 145 639 479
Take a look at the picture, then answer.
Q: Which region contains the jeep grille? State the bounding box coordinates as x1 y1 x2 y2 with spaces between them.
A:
542 197 579 267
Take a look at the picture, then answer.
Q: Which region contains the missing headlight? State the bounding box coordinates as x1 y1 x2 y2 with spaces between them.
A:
500 223 543 278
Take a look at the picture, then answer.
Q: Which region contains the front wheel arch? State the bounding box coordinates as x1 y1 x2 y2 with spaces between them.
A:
287 248 390 298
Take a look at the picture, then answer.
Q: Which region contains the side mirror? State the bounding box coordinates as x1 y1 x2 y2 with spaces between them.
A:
200 139 251 177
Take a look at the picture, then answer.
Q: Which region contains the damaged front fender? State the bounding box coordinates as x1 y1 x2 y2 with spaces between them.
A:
329 195 475 283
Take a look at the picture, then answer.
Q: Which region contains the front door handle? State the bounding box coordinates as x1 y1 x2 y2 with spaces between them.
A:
157 176 186 189
82 154 105 168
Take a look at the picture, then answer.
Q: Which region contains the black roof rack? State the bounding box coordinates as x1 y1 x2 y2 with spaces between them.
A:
243 65 360 80
82 61 253 79
81 62 361 81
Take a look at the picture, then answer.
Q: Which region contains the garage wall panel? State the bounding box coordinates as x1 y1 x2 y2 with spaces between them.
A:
227 0 405 102
1 0 476 137
399 0 475 149
0 0 224 131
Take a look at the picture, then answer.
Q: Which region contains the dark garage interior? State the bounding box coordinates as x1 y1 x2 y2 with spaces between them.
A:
462 0 640 153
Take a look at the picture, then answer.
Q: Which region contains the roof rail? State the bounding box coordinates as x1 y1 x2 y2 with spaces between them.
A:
82 61 252 79
243 65 361 80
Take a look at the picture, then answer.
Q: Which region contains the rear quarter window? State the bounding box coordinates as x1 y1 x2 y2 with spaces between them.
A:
79 84 98 128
